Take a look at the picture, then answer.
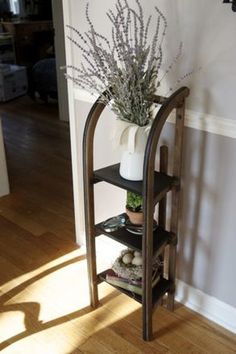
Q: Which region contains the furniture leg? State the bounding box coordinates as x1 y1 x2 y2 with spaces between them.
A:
167 101 185 311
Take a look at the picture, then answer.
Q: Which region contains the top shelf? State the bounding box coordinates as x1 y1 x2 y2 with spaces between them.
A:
93 164 178 203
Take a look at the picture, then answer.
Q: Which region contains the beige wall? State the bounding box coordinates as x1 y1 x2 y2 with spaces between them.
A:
69 0 236 120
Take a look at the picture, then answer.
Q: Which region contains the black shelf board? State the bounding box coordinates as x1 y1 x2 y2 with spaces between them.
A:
98 270 172 307
95 214 174 256
93 164 178 204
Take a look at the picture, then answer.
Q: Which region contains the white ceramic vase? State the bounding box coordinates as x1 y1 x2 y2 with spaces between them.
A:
119 124 150 181
119 150 144 181
112 120 151 181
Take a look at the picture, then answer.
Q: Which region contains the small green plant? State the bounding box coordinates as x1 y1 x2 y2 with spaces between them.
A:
126 191 142 212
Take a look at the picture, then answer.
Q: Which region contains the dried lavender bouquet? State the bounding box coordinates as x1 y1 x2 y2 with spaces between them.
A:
65 0 173 127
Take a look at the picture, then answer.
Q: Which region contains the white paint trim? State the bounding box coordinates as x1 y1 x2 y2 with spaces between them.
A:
73 88 236 139
62 2 85 245
73 88 96 103
176 279 236 334
168 110 236 139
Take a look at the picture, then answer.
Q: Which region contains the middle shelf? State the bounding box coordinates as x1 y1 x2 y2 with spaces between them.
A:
95 214 176 257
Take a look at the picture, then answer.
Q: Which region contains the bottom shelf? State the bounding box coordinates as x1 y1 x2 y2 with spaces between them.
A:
98 270 172 307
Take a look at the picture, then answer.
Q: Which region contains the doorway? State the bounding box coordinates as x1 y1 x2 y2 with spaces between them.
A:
0 0 76 245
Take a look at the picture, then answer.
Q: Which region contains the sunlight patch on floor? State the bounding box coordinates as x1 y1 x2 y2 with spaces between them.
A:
0 311 25 343
0 283 136 354
1 320 87 354
3 256 90 324
1 248 86 294
0 245 142 354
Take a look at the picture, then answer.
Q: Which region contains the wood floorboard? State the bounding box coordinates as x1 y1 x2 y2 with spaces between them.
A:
0 96 235 353
0 96 75 240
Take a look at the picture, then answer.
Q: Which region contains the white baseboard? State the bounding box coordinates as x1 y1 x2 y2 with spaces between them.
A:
73 88 236 139
176 280 236 334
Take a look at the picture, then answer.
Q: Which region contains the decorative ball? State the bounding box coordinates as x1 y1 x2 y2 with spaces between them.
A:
132 256 143 266
134 251 142 257
122 253 133 264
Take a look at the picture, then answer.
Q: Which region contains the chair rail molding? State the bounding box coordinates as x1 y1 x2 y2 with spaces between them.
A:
73 88 236 139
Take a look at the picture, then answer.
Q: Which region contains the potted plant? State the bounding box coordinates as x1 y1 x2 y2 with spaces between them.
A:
65 0 187 181
126 191 143 225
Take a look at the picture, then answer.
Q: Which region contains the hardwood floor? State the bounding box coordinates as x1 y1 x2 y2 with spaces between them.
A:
0 96 236 353
0 95 75 237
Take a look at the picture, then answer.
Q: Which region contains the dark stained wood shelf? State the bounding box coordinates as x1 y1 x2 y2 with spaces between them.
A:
95 214 175 257
98 270 172 307
83 87 190 341
94 164 178 204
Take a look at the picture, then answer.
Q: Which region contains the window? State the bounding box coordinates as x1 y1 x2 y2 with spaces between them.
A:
9 0 20 15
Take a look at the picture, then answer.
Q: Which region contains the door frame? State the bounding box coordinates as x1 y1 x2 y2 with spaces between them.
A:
52 0 69 122
57 0 85 245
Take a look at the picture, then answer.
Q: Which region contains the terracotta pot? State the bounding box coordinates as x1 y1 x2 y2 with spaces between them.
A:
126 208 144 225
